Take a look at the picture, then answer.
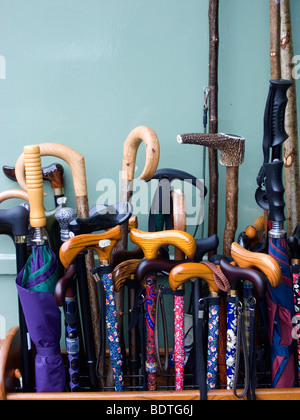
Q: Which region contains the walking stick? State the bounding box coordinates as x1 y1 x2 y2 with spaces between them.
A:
14 143 100 364
169 261 222 398
280 0 300 237
178 133 245 256
60 226 127 391
270 0 281 80
207 0 219 242
130 228 196 391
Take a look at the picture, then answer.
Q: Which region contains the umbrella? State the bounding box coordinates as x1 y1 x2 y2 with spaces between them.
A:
16 145 65 393
130 228 196 391
255 79 295 387
0 204 33 391
288 223 300 385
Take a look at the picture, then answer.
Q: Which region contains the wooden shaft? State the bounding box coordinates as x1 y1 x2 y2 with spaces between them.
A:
130 228 196 260
172 189 186 260
270 0 281 79
231 242 281 287
59 226 122 268
223 166 239 256
23 145 46 228
280 0 300 237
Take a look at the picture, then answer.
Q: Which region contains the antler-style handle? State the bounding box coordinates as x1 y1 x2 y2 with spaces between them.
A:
15 143 87 208
24 145 46 228
122 126 160 183
129 228 196 259
177 133 245 166
220 258 267 297
0 189 29 203
60 225 122 268
169 262 219 293
230 242 281 287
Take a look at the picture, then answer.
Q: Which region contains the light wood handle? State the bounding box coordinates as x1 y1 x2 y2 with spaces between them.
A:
169 262 219 293
128 216 138 231
15 143 87 198
129 228 196 259
245 216 265 240
59 226 122 268
24 145 46 228
231 242 281 287
112 258 143 292
172 189 186 260
0 189 29 204
122 126 160 181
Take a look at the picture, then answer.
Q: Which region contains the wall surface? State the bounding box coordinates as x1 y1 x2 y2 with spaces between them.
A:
0 0 299 335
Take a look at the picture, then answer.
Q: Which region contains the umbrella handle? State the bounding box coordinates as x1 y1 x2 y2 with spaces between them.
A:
130 228 196 259
15 142 87 212
59 226 122 268
169 262 220 293
231 242 281 287
24 145 46 228
121 125 160 185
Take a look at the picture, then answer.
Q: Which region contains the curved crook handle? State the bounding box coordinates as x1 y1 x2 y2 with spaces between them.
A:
122 126 160 183
24 145 46 228
130 227 196 259
15 143 87 199
60 225 122 268
112 258 143 292
169 262 219 293
220 258 267 298
0 189 29 204
231 242 281 287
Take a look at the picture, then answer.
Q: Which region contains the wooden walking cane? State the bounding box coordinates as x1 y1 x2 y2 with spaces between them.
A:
130 228 196 391
14 143 100 363
207 0 220 244
109 126 159 387
280 0 300 237
178 133 245 256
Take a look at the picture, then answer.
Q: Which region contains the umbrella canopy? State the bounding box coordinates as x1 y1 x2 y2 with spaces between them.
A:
16 145 65 393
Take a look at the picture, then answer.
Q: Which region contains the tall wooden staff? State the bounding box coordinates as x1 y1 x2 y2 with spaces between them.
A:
207 0 219 247
280 0 300 237
270 0 281 80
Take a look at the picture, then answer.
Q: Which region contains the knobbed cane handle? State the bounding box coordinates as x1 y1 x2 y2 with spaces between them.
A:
24 145 46 228
230 242 281 287
129 227 196 259
59 225 122 268
169 262 219 293
15 143 87 199
245 216 265 241
122 126 160 182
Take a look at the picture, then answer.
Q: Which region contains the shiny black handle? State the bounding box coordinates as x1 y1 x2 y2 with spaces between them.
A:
265 160 285 222
0 206 29 236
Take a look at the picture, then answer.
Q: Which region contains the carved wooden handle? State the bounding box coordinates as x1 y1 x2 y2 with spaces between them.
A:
24 145 46 228
112 259 143 292
15 143 87 198
128 215 138 231
169 262 219 293
129 228 196 259
245 216 265 241
231 242 281 287
0 189 29 203
122 126 160 182
59 225 122 268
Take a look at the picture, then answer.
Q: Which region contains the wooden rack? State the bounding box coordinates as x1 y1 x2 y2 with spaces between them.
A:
1 326 299 401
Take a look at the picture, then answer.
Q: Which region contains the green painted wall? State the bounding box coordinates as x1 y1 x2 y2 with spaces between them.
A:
0 0 299 335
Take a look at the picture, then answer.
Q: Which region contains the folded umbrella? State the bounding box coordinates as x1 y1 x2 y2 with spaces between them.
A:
16 145 65 393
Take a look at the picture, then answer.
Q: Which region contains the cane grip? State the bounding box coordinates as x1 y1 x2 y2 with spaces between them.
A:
231 242 281 287
129 228 196 259
169 262 218 293
59 226 122 268
287 223 300 260
265 160 285 222
24 145 46 228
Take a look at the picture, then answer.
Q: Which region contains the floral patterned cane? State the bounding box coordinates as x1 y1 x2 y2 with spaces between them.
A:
226 294 238 389
206 296 220 389
292 267 300 385
174 292 185 390
145 274 157 390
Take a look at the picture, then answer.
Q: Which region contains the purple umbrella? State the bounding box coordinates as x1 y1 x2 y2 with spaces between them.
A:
16 145 65 392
